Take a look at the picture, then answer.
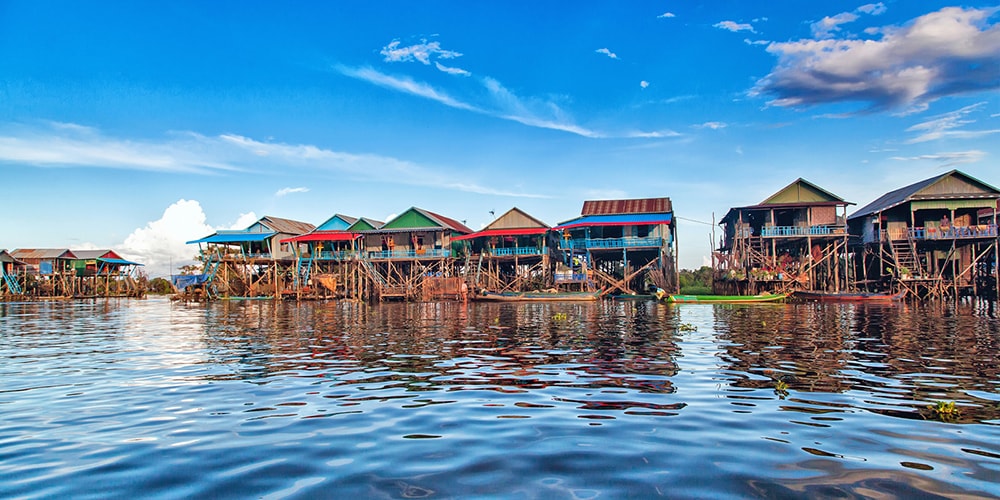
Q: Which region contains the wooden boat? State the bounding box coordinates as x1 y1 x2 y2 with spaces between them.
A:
793 290 905 302
657 290 788 303
474 290 600 302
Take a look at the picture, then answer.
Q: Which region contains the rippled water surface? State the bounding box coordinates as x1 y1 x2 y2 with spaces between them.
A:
2 298 999 498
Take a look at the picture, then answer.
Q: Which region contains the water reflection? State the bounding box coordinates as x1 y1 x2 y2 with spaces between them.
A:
714 302 1000 423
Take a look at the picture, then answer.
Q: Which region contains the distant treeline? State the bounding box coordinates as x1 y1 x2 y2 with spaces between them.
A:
679 266 712 295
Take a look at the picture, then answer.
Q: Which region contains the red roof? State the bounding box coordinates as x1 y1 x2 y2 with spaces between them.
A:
581 197 672 216
452 228 548 241
280 231 359 243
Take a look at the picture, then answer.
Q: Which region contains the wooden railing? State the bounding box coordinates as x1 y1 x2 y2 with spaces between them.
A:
759 225 846 237
882 224 998 241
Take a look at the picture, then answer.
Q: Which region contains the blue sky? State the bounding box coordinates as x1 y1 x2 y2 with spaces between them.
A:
2 2 999 276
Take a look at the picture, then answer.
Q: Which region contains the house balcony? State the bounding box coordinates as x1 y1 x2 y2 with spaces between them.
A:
491 247 546 256
881 225 998 241
366 249 452 259
312 251 361 260
562 236 664 250
760 225 847 237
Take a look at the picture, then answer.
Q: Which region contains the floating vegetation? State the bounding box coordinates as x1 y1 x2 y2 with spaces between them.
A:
552 313 568 321
677 323 697 332
774 379 789 399
925 400 961 422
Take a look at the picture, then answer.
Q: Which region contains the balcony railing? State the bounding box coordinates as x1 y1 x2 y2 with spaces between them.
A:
563 236 664 250
366 249 451 259
492 247 545 256
882 225 998 241
313 251 360 260
760 225 846 237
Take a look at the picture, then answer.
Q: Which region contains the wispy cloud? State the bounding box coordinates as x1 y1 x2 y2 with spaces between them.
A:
337 65 480 112
0 122 239 174
905 102 1000 143
658 12 675 19
275 187 309 197
857 3 887 16
338 65 671 139
0 121 550 199
714 20 755 33
434 62 470 76
596 48 619 60
890 150 986 167
640 80 650 89
743 38 770 46
753 6 1000 112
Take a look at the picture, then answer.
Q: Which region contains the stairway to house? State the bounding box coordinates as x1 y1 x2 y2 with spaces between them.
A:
890 239 922 277
2 270 22 295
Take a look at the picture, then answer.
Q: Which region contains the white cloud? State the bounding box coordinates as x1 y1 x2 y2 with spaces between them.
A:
811 3 887 38
754 7 1000 112
889 150 986 167
381 39 468 76
230 212 258 229
119 199 215 277
275 187 309 197
714 21 755 33
658 12 675 19
596 48 619 59
811 12 859 38
857 3 887 16
905 102 1000 143
640 80 650 89
695 121 727 130
381 39 461 65
744 39 770 46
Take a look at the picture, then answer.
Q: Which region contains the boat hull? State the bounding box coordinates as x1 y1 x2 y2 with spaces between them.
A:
474 291 600 302
665 293 788 304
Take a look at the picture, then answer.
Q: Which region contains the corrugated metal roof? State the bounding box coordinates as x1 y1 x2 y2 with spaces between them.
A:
0 250 26 265
258 215 316 235
581 197 672 216
280 231 360 243
453 228 548 241
100 258 142 266
849 170 1000 220
554 213 673 230
71 250 126 260
10 249 77 260
414 207 474 234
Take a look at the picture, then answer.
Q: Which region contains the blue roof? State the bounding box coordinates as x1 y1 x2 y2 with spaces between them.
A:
553 213 672 229
187 232 276 244
99 258 142 266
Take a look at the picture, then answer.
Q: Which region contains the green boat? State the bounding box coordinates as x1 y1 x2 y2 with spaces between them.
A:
655 289 787 303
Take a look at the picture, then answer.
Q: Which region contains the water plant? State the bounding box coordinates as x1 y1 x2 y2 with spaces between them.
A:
774 379 789 399
926 400 960 422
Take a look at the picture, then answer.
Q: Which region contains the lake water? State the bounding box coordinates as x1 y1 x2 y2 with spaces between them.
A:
1 298 999 499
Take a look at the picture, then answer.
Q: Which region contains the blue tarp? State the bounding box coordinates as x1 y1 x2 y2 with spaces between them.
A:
172 274 210 290
186 232 275 244
553 213 672 229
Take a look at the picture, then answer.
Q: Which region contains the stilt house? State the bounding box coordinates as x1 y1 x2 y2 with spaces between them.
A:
1 250 26 296
715 179 852 294
187 215 315 298
453 207 550 293
69 249 144 297
355 207 473 300
552 197 677 295
10 249 78 297
847 170 1000 299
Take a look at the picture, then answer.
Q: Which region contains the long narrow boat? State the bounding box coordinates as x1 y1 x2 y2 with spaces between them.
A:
658 291 788 303
793 290 905 302
474 290 600 302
